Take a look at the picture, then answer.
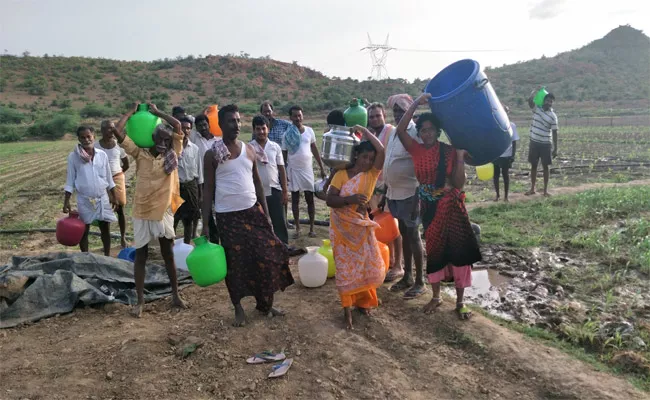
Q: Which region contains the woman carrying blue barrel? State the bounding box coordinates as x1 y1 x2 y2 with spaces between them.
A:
394 93 482 320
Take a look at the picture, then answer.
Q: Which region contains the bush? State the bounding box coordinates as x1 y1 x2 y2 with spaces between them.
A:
79 103 115 118
27 114 79 139
0 124 26 142
0 106 26 123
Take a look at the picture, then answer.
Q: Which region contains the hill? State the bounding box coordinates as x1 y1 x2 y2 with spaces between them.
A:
488 25 650 114
0 25 648 141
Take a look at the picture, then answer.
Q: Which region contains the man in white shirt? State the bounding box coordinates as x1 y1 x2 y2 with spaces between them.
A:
63 126 117 256
367 102 404 283
191 114 220 243
250 115 289 244
383 94 426 299
175 117 202 244
493 106 520 202
526 88 559 197
96 120 130 248
282 105 326 238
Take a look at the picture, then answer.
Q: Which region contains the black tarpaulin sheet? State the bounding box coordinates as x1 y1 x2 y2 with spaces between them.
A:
0 252 193 328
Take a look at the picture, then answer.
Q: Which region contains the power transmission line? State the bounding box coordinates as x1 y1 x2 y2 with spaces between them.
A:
361 33 514 80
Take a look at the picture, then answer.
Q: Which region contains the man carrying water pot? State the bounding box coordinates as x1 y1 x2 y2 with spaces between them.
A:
526 87 558 197
113 103 188 318
382 94 427 299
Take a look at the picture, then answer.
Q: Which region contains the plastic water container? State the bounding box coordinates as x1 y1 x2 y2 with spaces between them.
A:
205 105 222 137
186 236 227 287
56 212 86 246
476 163 494 181
173 239 193 271
425 59 512 166
534 87 549 107
298 246 328 288
117 247 136 262
343 98 368 127
317 239 336 278
370 209 399 244
125 103 162 148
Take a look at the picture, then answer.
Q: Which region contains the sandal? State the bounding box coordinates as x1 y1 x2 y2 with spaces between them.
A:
384 268 404 283
246 351 286 365
456 303 472 320
403 285 427 300
308 231 317 238
268 358 293 378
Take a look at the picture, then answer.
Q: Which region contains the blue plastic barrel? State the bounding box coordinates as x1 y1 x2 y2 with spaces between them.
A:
117 247 136 262
424 59 512 166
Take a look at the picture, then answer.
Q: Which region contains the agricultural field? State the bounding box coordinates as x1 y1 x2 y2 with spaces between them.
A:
464 124 650 203
1 122 649 259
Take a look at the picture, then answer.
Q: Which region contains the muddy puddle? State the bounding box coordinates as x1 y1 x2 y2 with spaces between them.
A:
451 245 650 359
443 267 513 319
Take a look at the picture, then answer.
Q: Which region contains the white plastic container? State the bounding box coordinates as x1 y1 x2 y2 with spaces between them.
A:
298 246 328 288
173 239 194 271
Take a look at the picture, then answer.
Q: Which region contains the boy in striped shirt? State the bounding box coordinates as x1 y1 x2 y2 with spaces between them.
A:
525 87 558 197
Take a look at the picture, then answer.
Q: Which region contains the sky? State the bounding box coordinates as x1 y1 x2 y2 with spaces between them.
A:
1 0 648 81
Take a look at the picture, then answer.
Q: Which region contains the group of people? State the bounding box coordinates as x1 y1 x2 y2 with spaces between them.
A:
62 87 558 328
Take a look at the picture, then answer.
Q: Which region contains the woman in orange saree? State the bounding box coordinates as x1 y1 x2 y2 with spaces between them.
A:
326 125 386 329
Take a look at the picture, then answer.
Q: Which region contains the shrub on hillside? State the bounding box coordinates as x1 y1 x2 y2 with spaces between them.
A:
0 107 26 124
0 124 26 142
27 114 79 139
80 103 115 118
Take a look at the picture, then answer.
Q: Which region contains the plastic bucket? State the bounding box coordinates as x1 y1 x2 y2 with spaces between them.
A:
425 59 512 166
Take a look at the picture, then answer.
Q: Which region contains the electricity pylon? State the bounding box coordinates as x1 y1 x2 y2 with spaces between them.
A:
360 33 395 80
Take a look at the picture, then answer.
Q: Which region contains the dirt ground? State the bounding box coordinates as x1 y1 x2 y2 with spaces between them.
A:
1 259 646 400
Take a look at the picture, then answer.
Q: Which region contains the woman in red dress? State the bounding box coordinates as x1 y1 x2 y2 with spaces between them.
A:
394 93 482 319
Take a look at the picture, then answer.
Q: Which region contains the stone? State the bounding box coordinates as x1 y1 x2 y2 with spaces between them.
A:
499 270 523 278
105 371 113 380
533 285 549 298
631 336 646 349
566 301 583 312
554 285 565 298
600 321 634 338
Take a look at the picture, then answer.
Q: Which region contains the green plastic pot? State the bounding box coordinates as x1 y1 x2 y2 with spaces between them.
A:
125 103 162 148
343 98 368 128
186 236 227 287
533 87 549 107
318 239 335 278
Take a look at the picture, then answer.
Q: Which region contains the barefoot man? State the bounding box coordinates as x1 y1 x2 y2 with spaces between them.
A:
63 126 117 255
114 103 187 317
202 104 294 327
174 117 202 243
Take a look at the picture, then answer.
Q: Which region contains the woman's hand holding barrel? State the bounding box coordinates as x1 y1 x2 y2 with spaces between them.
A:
415 93 432 106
